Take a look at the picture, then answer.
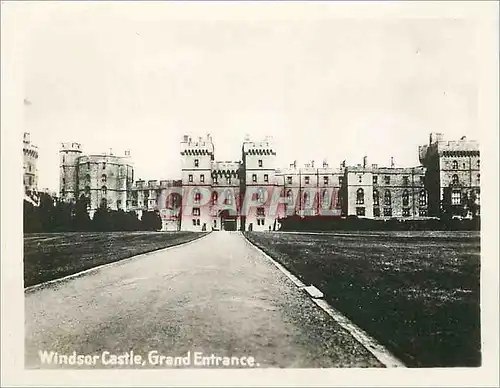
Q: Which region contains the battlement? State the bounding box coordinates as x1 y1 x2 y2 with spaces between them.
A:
180 133 215 156
60 142 83 152
242 136 276 155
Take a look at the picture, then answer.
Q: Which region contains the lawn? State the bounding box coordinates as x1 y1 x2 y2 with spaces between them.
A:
245 231 481 367
24 231 207 288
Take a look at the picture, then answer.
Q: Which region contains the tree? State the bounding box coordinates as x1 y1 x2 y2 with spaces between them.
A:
73 195 91 231
141 210 162 231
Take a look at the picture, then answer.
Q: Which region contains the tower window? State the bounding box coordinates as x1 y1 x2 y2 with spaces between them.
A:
339 177 344 185
384 175 390 184
358 175 362 183
252 174 257 183
419 190 427 207
305 176 310 184
477 174 480 184
324 176 329 185
103 162 106 170
477 160 480 169
373 189 379 206
101 186 107 195
451 190 461 205
452 160 458 169
194 159 199 167
188 174 193 183
452 174 459 185
402 190 409 206
87 162 90 169
287 176 292 184
356 188 364 205
101 174 107 183
258 160 263 167
62 178 65 185
373 176 378 185
264 174 269 182
403 176 409 186
200 174 205 183
384 190 391 206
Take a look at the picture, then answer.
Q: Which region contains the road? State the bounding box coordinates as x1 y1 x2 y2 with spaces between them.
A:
25 231 381 368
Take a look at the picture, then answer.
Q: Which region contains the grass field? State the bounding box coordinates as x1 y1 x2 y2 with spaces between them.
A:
245 231 481 367
24 231 207 288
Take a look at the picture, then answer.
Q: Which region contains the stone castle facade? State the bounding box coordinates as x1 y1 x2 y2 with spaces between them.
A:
55 132 480 231
23 132 38 195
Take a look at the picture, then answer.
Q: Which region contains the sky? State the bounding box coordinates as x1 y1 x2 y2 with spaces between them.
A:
20 2 481 192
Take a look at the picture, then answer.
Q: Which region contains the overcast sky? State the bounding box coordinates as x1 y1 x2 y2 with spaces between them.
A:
21 2 480 192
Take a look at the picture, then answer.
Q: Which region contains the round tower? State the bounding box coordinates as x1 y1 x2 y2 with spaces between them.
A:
60 142 82 202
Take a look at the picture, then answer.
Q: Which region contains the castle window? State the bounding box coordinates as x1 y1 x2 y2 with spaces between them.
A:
29 176 33 185
193 219 197 226
324 176 329 185
193 208 200 216
303 192 309 207
264 174 269 183
477 160 480 169
384 190 391 206
419 190 427 207
28 163 32 172
383 207 392 217
418 208 428 217
224 189 233 205
451 190 461 205
420 176 425 185
287 176 292 184
193 190 201 203
358 175 362 183
258 160 263 167
200 174 205 183
287 189 293 203
117 200 122 207
373 176 378 185
257 207 265 216
463 163 466 169
257 188 266 202
100 198 107 208
402 208 411 217
477 174 480 185
212 191 218 204
101 186 107 196
339 177 344 185
384 175 390 184
452 160 458 169
101 174 107 183
402 190 409 206
252 174 257 183
194 159 199 167
452 174 459 185
213 176 218 184
356 207 365 216
322 189 330 205
87 162 90 169
403 176 409 186
305 176 310 184
227 176 232 185
373 207 381 217
373 189 379 206
85 186 90 196
356 188 364 205
188 174 193 183
86 174 90 182
62 178 65 185
61 189 65 197
103 162 106 170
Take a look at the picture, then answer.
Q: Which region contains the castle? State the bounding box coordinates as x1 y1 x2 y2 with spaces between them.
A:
51 132 480 231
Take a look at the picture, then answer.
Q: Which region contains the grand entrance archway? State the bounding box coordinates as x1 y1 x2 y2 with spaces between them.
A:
219 210 238 231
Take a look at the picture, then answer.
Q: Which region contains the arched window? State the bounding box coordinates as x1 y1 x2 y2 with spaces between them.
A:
452 160 458 169
384 190 391 206
101 186 107 196
225 189 233 205
402 190 409 206
287 189 293 203
193 189 201 203
100 198 107 208
477 174 480 185
212 191 218 204
373 189 379 206
477 160 480 169
303 192 309 207
452 174 459 185
356 188 364 205
419 190 427 207
101 174 107 183
322 189 330 206
84 186 90 196
257 188 266 203
85 174 90 182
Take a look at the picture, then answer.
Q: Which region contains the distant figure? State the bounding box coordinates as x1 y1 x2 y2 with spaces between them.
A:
248 223 253 231
269 225 271 231
202 223 206 232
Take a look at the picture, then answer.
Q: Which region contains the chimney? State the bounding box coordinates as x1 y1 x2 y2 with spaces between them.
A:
363 156 368 168
390 157 395 168
125 150 131 157
311 160 315 168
